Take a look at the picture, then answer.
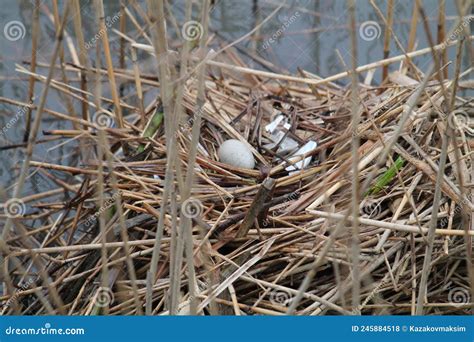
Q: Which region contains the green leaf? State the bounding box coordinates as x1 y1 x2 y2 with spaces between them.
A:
137 109 164 153
366 156 405 196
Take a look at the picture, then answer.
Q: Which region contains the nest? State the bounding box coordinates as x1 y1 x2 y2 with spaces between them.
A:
0 1 473 316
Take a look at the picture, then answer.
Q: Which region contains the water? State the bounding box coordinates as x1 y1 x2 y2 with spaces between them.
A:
0 0 471 198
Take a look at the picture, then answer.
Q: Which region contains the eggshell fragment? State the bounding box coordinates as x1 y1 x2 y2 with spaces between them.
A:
217 139 255 169
286 140 317 174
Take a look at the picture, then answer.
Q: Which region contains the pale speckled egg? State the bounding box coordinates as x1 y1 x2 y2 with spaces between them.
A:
217 139 255 169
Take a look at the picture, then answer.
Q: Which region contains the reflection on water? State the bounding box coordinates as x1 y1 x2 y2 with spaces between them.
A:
0 0 471 196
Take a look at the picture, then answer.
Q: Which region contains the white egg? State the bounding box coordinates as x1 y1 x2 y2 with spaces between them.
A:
217 139 255 169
